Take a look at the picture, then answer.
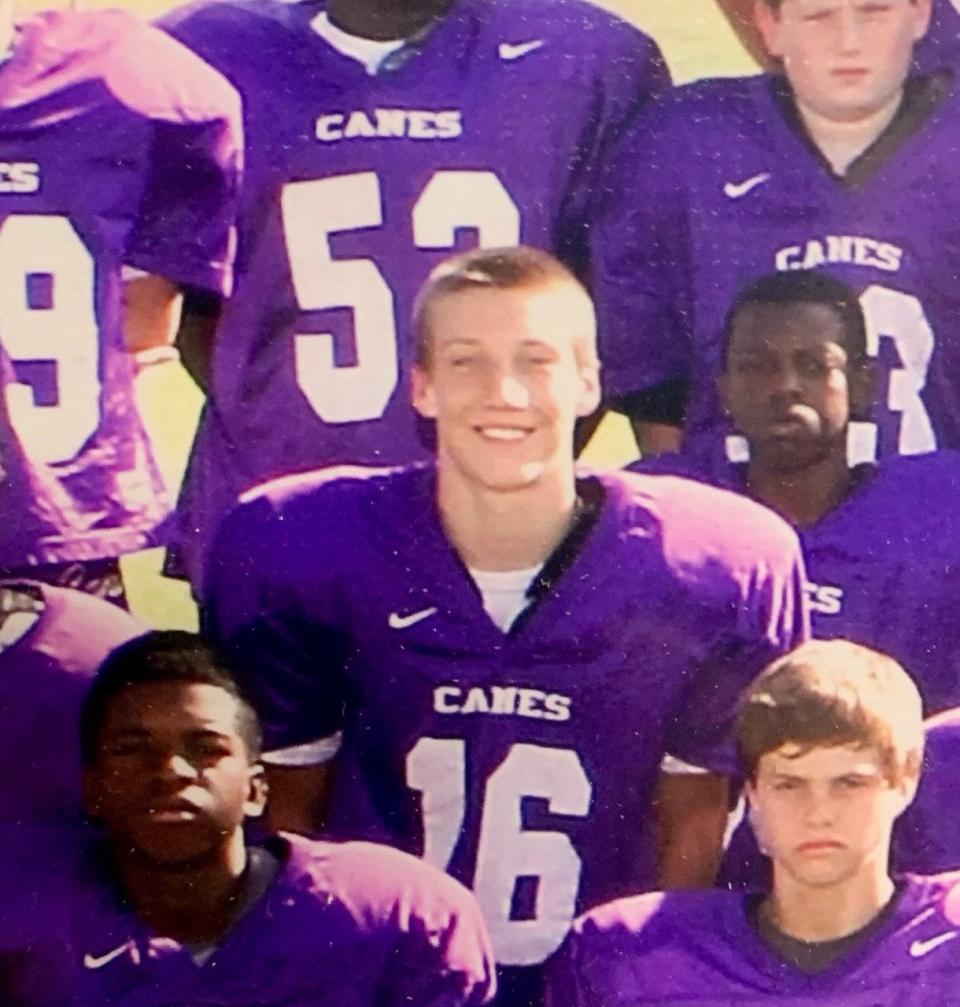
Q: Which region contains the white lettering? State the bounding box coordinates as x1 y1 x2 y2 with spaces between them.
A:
344 110 378 139
804 581 844 616
433 684 573 720
0 162 40 194
434 686 462 714
314 109 462 143
775 236 904 274
462 687 492 715
543 694 572 722
315 114 345 142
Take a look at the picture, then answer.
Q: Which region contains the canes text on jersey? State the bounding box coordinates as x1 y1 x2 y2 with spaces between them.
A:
775 236 903 273
434 684 572 722
316 108 463 142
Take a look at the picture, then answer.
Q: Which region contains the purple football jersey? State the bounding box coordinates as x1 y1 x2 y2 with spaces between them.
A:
0 581 143 825
0 831 495 1006
161 0 669 589
548 875 960 1006
206 465 807 982
607 70 960 467
632 451 960 715
0 10 241 568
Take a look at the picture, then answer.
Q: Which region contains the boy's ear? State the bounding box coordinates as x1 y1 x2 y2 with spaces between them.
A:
244 764 269 819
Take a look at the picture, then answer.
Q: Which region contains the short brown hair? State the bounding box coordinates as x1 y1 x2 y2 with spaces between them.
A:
736 640 923 786
411 245 599 370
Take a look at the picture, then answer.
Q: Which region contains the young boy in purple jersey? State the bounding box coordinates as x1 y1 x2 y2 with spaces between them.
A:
0 8 241 602
205 246 809 1005
609 0 960 463
0 579 142 826
635 270 960 714
159 0 670 592
0 630 496 1006
724 704 960 890
549 640 960 1006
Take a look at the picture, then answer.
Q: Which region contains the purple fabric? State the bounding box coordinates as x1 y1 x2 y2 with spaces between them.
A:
548 874 960 1005
0 831 496 1006
206 464 807 976
0 581 142 825
632 451 960 715
605 71 960 466
161 0 669 590
919 1 960 73
0 10 241 567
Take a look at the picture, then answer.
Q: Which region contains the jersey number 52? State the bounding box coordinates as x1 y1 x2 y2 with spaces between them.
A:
282 170 520 424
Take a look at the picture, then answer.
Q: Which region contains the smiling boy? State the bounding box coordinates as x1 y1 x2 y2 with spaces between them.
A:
205 246 808 1005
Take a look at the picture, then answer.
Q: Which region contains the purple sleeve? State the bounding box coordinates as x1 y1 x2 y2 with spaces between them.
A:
590 94 693 401
316 840 497 1007
120 26 242 293
125 116 240 295
204 494 349 755
382 881 498 1007
545 894 666 1007
558 21 672 404
666 525 810 773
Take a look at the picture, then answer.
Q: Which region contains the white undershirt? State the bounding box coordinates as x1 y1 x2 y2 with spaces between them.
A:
468 565 542 633
310 11 406 75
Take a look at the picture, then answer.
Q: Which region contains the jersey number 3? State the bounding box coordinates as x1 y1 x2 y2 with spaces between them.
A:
407 737 591 966
282 170 520 424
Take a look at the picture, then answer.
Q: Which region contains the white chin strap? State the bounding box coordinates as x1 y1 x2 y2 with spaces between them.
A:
725 422 879 466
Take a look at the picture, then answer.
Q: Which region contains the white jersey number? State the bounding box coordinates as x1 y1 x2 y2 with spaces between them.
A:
0 215 100 464
282 170 520 424
407 737 591 966
860 284 936 455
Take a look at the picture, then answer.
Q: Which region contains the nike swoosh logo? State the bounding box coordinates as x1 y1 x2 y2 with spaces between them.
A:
83 940 135 970
388 607 438 630
723 172 771 199
498 40 545 61
910 932 959 958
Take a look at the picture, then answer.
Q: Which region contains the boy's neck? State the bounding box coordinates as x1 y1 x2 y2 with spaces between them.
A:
116 831 249 946
765 859 895 943
438 462 579 572
796 91 903 177
746 448 852 529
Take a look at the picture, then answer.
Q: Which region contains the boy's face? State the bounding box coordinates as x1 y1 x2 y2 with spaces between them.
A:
412 284 600 493
84 681 266 866
747 742 913 888
720 300 865 472
756 0 931 123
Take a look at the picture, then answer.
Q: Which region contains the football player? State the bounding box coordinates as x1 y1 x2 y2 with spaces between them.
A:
608 0 960 464
635 270 960 714
0 630 496 1006
0 8 241 602
723 704 960 889
160 0 669 592
717 0 960 73
206 247 808 1005
0 579 142 826
549 640 960 1006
